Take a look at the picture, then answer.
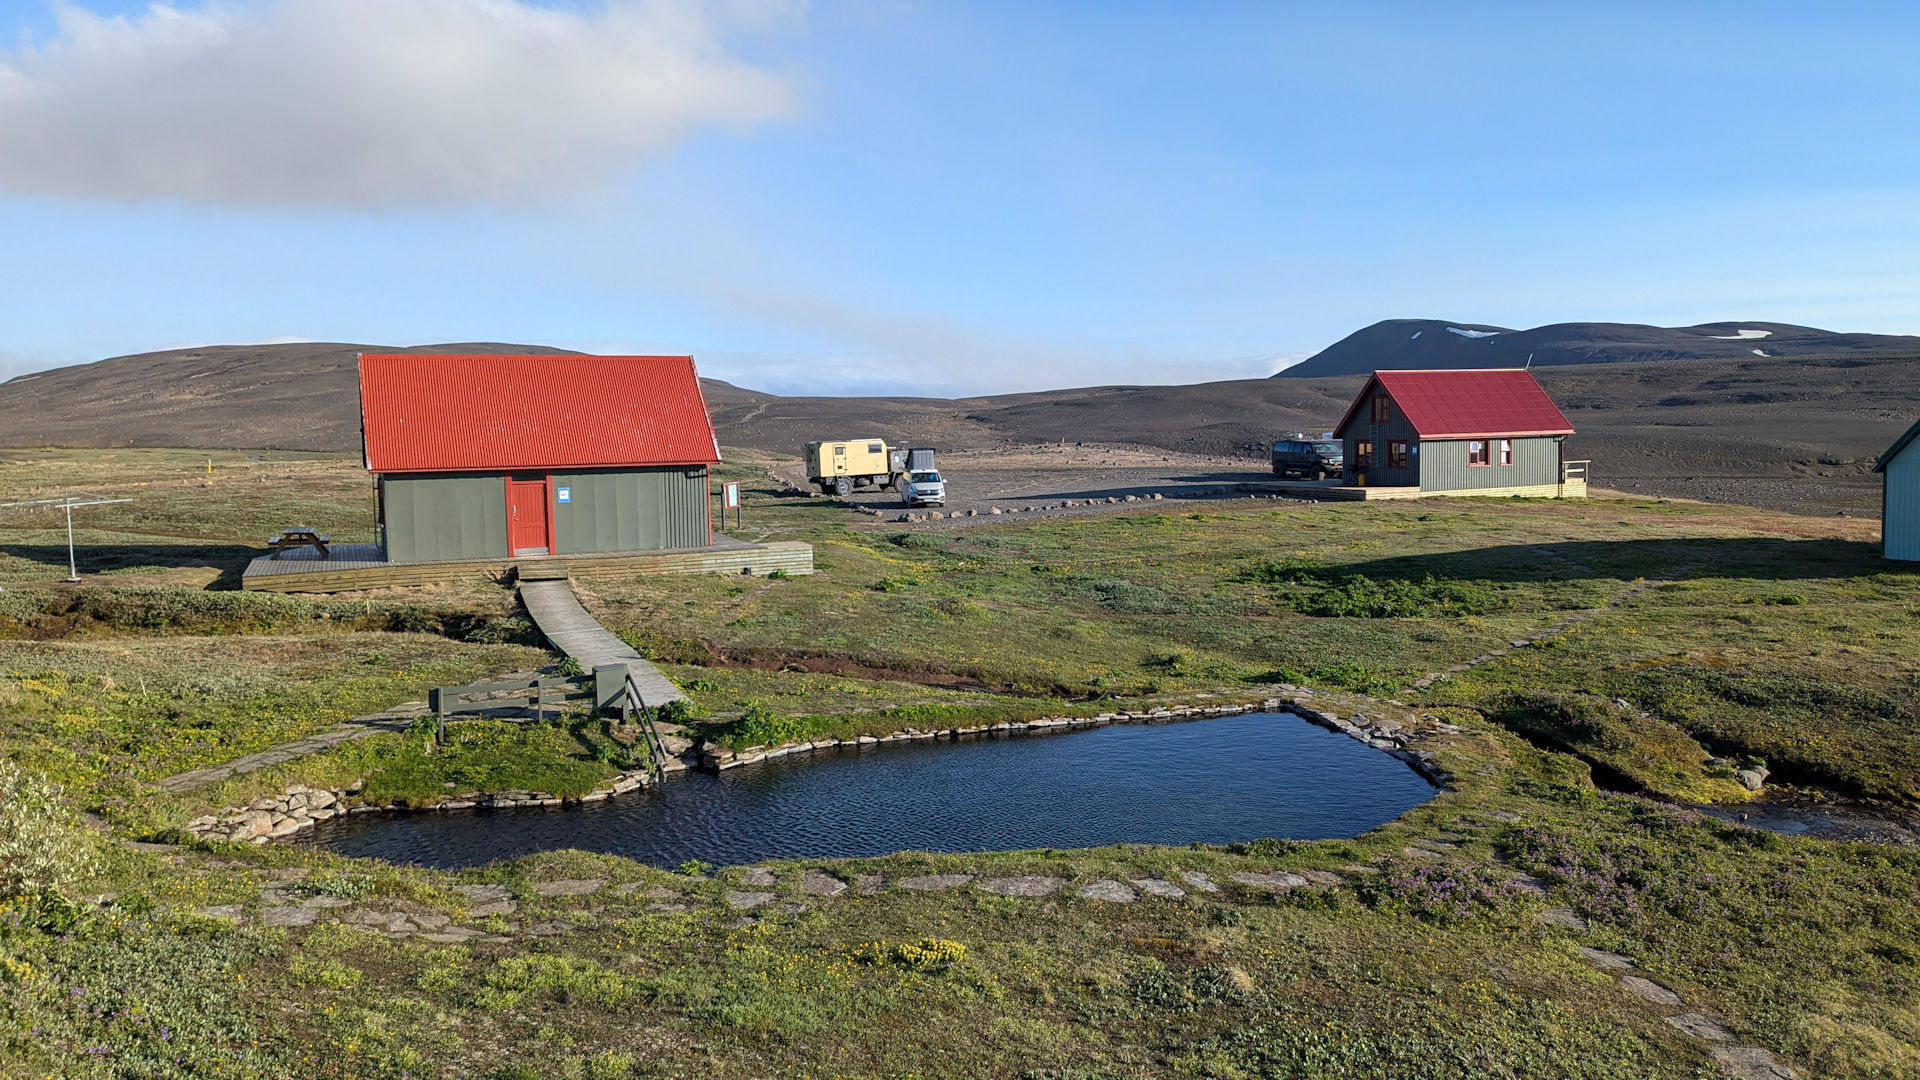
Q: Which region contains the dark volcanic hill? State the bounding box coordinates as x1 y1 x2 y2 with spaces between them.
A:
1281 318 1920 378
0 342 583 452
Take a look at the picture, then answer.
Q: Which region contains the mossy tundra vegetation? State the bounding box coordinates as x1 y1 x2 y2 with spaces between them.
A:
1 446 1917 1078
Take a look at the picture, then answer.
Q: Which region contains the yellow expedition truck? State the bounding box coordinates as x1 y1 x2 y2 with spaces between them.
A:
803 441 937 497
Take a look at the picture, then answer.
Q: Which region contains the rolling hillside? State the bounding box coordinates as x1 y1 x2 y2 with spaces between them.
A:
3 340 1918 517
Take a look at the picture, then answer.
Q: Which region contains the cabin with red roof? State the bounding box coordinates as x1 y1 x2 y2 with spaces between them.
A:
1332 368 1585 497
358 354 720 562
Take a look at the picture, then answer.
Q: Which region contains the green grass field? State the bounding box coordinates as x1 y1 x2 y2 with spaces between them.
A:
2 448 1917 1078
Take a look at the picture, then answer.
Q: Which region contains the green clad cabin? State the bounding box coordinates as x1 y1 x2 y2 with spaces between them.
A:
359 353 719 562
1333 368 1586 498
1874 418 1920 562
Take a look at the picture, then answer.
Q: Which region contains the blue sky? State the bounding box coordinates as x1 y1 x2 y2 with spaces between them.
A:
1 0 1917 395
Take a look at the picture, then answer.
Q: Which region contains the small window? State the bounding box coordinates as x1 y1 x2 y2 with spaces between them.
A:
833 445 845 456
1371 395 1392 423
868 442 884 454
1355 440 1373 469
1469 440 1490 466
1388 441 1409 468
1499 439 1513 466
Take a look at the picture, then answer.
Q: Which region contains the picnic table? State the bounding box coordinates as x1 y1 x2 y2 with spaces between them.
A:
267 527 331 559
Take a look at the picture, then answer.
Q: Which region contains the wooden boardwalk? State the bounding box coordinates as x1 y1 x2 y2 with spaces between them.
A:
241 537 813 593
517 580 687 707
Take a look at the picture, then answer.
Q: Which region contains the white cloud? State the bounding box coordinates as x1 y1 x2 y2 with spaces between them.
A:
0 0 799 208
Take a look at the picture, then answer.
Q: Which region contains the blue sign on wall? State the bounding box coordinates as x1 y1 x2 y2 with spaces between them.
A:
556 486 571 504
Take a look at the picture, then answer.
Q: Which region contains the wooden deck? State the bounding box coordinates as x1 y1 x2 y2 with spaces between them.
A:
240 536 814 593
517 580 686 706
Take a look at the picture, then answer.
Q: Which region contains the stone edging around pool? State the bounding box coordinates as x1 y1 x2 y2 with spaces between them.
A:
180 765 665 846
178 687 1455 846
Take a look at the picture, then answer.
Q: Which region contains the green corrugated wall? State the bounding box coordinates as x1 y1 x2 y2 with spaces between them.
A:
1886 452 1920 561
1418 437 1561 492
551 467 710 555
381 474 508 562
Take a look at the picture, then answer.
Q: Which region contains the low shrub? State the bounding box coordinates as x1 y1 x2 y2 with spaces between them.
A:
0 762 98 899
850 937 967 973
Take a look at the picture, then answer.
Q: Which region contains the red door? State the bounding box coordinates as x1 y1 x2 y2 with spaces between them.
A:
507 479 550 556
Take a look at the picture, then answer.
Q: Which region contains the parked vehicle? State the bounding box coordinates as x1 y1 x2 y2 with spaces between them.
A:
804 439 904 496
1272 434 1343 479
904 468 946 507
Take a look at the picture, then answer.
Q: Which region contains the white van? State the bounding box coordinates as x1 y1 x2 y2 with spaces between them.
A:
904 469 946 507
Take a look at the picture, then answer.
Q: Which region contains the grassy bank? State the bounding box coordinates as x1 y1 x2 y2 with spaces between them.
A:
3 448 1918 1077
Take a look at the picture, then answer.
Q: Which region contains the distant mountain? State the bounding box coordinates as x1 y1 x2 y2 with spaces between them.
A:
1279 319 1920 378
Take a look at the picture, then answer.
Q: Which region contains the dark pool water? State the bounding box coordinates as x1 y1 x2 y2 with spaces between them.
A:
293 711 1437 869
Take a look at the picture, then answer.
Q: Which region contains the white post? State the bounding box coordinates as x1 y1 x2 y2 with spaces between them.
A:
65 499 78 582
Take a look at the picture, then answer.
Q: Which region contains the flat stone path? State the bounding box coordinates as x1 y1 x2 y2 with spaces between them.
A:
158 704 429 793
1412 569 1689 690
517 579 685 706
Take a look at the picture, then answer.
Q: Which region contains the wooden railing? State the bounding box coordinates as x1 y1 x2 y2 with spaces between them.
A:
1562 460 1590 483
430 664 669 780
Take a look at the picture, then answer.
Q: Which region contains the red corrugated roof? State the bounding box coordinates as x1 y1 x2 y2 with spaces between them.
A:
359 354 720 473
1333 368 1574 440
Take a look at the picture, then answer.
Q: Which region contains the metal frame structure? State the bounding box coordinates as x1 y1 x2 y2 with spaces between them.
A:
0 492 132 582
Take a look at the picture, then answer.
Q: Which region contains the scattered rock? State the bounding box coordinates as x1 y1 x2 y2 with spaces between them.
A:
1538 907 1588 931
1619 975 1683 1006
195 905 246 923
1667 1013 1735 1042
1229 871 1309 891
1736 769 1767 791
1130 878 1185 899
1297 870 1342 889
740 867 778 887
260 906 316 927
978 876 1065 898
776 902 809 914
532 878 606 897
896 874 973 891
1401 846 1445 860
1179 871 1222 893
1078 879 1136 902
1576 946 1634 970
465 900 517 917
855 874 886 895
1508 873 1548 897
1709 1046 1800 1079
725 891 776 910
452 884 513 902
646 902 688 913
798 870 847 897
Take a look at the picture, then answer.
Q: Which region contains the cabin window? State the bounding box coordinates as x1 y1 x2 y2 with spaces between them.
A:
1355 440 1373 469
1469 440 1490 466
833 445 845 456
1499 439 1513 466
1371 395 1392 423
868 442 884 454
1388 441 1408 468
